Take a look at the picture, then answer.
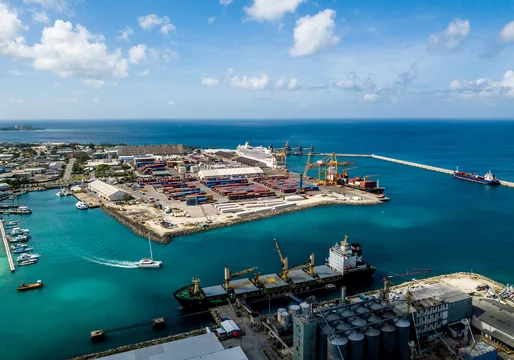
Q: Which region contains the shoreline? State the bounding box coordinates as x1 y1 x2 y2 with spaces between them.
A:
101 197 383 244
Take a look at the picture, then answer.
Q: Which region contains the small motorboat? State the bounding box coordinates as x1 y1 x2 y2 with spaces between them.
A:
8 234 30 243
11 243 28 250
12 247 34 254
10 227 29 235
18 259 38 266
16 253 40 262
75 201 89 210
17 280 43 291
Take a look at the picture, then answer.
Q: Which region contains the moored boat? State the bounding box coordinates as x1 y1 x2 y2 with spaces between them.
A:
75 201 89 210
454 168 500 185
12 247 34 254
17 280 43 291
8 234 31 243
10 227 29 235
18 259 38 266
16 253 40 262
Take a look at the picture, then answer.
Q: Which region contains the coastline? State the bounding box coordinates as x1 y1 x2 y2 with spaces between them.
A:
100 197 383 244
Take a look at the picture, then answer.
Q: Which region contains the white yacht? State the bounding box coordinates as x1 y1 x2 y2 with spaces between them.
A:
138 234 162 269
16 253 41 262
10 227 29 235
75 201 89 210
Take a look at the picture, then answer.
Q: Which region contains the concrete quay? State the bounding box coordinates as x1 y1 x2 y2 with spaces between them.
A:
73 192 100 208
0 221 15 272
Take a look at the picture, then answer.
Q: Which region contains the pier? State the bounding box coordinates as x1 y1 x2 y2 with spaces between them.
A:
0 221 15 272
73 193 100 208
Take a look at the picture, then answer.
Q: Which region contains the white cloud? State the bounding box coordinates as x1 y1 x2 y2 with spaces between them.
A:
208 16 216 24
0 2 26 53
137 14 176 35
24 0 68 12
290 9 339 57
275 76 286 88
335 73 375 91
446 70 514 99
428 18 470 50
499 21 514 43
229 74 269 90
220 0 233 5
117 27 134 42
202 77 220 87
8 69 23 76
128 44 146 64
148 47 178 62
138 69 149 76
168 100 175 106
245 0 305 22
9 20 129 79
83 79 105 88
363 93 378 102
288 78 299 90
32 10 50 24
92 96 99 104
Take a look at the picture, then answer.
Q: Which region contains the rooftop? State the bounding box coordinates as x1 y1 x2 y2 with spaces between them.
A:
408 283 470 310
473 298 514 342
119 144 184 156
198 167 264 178
89 180 125 197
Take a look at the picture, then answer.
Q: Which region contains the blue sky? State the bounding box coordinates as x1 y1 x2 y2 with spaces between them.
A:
1 0 514 119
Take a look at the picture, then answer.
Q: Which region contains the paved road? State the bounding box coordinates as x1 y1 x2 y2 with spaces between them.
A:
63 158 75 181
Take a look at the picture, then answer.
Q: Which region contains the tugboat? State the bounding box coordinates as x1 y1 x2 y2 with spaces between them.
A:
17 280 43 291
454 168 500 185
75 201 89 210
173 236 375 310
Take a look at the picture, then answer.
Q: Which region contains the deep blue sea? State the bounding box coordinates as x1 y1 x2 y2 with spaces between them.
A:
1 120 514 359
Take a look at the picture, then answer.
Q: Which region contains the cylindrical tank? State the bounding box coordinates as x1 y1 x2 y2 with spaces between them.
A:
380 323 396 360
365 328 381 360
341 286 347 302
367 314 382 324
355 306 368 315
348 331 365 360
289 304 301 316
335 321 351 333
340 309 355 318
381 310 396 319
327 335 348 360
351 318 367 328
299 302 310 315
326 312 340 322
395 319 410 360
281 311 290 328
370 302 384 311
277 308 286 322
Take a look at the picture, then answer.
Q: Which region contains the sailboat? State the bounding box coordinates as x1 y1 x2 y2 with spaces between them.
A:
137 234 162 268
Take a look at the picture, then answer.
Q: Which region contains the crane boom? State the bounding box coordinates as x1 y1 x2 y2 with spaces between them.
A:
231 266 258 279
274 238 289 279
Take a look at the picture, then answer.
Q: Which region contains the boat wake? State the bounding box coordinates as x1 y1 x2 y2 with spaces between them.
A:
81 254 138 268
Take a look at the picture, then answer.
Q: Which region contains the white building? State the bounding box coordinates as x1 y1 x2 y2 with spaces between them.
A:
197 167 264 180
88 180 127 201
0 183 10 191
87 160 120 169
49 161 64 170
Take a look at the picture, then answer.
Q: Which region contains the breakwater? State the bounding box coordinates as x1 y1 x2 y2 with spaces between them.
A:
0 221 15 272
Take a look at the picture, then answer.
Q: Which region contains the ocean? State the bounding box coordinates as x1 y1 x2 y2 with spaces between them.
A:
1 119 514 359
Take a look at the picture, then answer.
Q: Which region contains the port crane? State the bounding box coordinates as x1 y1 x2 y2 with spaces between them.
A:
274 238 315 279
224 266 258 289
303 153 354 186
382 269 431 304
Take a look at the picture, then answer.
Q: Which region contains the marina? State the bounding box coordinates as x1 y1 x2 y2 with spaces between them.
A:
0 220 15 272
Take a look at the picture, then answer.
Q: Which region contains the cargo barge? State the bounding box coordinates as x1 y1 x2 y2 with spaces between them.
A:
173 237 375 310
454 169 500 185
342 177 385 194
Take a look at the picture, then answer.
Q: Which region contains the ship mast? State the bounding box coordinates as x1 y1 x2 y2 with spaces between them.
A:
192 275 201 295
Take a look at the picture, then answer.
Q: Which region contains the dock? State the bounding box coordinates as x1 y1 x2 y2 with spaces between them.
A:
73 192 100 208
0 221 15 272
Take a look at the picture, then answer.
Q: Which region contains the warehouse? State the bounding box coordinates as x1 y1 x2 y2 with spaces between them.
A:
198 167 264 180
472 298 514 349
118 144 184 156
88 180 127 201
98 333 248 360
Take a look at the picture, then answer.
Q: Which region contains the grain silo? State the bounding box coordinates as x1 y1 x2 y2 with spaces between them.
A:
380 323 396 360
365 327 381 360
395 319 410 360
299 302 310 315
348 331 365 360
327 335 348 360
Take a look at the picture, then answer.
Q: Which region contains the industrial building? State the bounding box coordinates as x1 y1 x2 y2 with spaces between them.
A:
118 144 184 156
197 167 264 180
404 283 472 337
98 333 248 360
88 180 127 201
472 297 514 349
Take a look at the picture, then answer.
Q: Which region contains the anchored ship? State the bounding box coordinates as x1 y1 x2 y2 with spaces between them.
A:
173 236 375 310
454 168 500 185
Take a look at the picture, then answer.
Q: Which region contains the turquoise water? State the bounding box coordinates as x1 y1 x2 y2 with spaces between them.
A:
1 120 514 359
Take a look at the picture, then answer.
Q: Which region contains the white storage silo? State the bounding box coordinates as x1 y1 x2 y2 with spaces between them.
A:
281 311 291 328
395 319 410 360
289 304 301 316
299 302 310 315
277 308 286 322
365 327 381 360
380 323 396 360
348 331 365 360
327 335 348 360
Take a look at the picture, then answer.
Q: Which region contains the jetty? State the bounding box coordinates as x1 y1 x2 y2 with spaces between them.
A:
0 221 15 272
73 193 100 208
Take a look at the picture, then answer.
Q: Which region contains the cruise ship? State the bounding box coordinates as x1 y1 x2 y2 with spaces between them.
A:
173 236 375 310
236 142 280 168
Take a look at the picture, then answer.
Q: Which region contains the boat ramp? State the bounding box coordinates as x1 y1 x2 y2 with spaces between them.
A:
0 221 15 272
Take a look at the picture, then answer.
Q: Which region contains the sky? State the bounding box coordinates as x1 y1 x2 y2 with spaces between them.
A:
1 0 514 120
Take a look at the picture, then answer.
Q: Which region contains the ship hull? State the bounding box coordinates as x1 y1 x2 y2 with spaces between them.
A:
343 184 385 194
174 266 375 310
453 173 500 185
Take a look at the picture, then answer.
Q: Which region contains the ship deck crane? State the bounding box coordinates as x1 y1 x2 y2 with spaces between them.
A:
224 266 258 289
274 238 315 279
274 238 289 279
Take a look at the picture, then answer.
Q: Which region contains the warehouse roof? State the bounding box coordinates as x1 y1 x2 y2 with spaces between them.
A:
98 333 248 360
88 180 125 197
473 298 514 345
410 283 470 310
198 167 263 179
119 144 184 156
233 156 267 167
